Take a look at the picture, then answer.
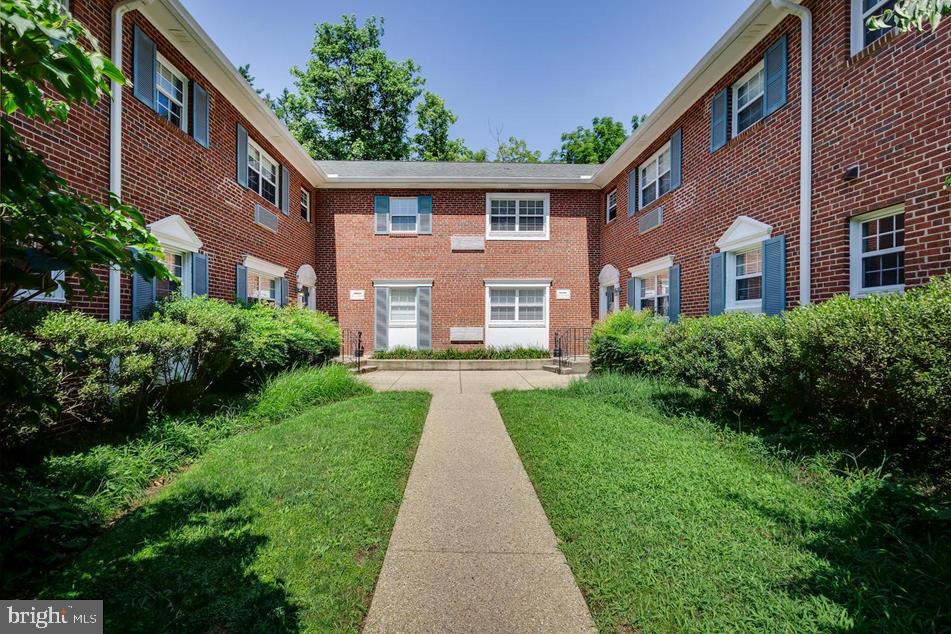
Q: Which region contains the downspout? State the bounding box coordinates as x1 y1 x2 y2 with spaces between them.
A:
770 0 812 305
109 0 153 322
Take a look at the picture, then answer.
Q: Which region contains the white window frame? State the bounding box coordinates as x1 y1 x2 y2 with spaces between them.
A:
732 60 765 138
389 197 419 234
247 270 277 304
726 247 764 313
15 270 66 304
606 189 618 223
158 247 193 299
849 204 905 297
486 283 548 328
851 0 895 56
389 287 418 325
638 142 671 208
485 193 550 241
247 138 278 205
637 272 670 315
300 188 311 222
155 53 188 132
243 255 286 305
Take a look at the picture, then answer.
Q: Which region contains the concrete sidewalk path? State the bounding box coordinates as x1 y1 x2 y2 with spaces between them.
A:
361 371 595 633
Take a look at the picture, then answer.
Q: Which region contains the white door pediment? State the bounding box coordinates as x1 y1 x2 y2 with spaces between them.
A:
715 215 773 252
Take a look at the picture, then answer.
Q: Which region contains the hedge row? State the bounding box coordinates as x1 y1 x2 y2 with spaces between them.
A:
372 346 551 360
590 276 951 478
0 297 341 451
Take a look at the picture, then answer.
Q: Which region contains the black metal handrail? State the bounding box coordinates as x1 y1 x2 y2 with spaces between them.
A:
553 327 592 371
340 329 365 373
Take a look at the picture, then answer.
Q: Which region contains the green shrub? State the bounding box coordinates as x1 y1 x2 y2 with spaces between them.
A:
661 312 789 416
589 308 667 374
157 296 245 387
0 330 57 448
251 364 371 422
277 306 341 367
372 346 550 360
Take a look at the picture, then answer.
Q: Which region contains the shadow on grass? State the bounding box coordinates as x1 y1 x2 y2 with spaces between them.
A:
43 488 300 633
723 482 951 631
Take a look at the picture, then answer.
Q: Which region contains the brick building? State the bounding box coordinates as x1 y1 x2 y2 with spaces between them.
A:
15 0 951 353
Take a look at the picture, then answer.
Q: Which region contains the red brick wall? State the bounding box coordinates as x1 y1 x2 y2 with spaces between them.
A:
13 0 318 319
600 1 951 315
315 189 601 350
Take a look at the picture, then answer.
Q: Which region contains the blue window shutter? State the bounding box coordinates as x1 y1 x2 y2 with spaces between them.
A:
280 165 290 215
132 26 156 109
762 235 787 316
236 124 248 187
670 128 683 190
709 253 725 316
235 264 247 303
417 195 433 234
764 35 788 116
626 277 637 308
710 88 728 151
374 195 390 234
627 170 638 217
131 271 155 321
417 287 432 350
278 277 289 307
374 286 389 351
668 265 681 323
191 253 208 296
192 82 209 148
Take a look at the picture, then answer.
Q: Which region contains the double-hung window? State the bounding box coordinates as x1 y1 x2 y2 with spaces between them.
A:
733 62 765 136
486 193 550 240
156 55 188 131
300 188 311 222
389 288 418 323
851 0 896 55
247 140 278 205
638 143 671 208
606 189 618 223
489 288 545 324
389 198 419 233
726 247 763 311
156 249 192 301
850 205 904 296
638 272 670 316
247 271 277 304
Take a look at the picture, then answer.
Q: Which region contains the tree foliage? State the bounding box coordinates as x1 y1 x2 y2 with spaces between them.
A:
551 115 646 164
494 136 541 163
411 92 469 161
0 0 169 313
867 0 950 33
281 15 424 160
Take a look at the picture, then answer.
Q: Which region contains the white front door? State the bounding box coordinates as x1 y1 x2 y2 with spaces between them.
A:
600 284 618 319
388 287 418 350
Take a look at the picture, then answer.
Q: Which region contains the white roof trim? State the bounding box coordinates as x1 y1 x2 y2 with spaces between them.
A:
148 214 203 252
716 215 773 252
144 0 326 187
592 0 794 187
629 255 675 278
296 264 316 286
483 279 553 287
598 264 621 286
373 279 434 287
243 255 287 278
322 176 599 189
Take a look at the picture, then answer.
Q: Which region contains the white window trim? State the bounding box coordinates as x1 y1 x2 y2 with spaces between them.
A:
300 188 311 222
388 287 418 325
485 193 550 241
156 53 188 132
606 189 618 223
373 279 433 288
247 138 278 204
485 284 549 328
389 197 419 234
16 270 67 304
628 255 675 278
161 247 193 298
732 60 765 138
725 247 763 313
849 204 905 298
851 0 893 56
638 141 672 209
636 271 671 315
243 255 287 279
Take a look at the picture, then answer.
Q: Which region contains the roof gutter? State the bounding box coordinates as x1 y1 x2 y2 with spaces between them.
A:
109 0 154 323
322 176 601 189
770 0 813 306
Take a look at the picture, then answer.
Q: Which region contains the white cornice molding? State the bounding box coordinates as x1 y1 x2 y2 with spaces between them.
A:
483 279 553 287
629 255 675 278
716 216 773 252
243 255 287 278
148 214 203 252
373 279 434 287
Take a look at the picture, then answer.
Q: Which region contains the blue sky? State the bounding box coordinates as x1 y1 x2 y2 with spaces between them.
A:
182 0 752 157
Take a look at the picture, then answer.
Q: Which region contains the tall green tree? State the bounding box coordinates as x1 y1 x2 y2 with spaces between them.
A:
412 92 469 161
495 136 541 163
551 115 647 164
0 0 168 313
283 15 424 160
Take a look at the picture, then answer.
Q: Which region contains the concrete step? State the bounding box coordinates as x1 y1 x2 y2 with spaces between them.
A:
349 364 378 374
542 359 591 375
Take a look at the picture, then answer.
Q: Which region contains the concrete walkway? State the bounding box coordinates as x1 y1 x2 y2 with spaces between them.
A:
361 371 595 633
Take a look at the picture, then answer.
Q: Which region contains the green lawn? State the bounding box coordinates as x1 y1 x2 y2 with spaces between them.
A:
495 374 949 633
41 390 430 632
